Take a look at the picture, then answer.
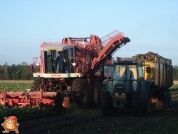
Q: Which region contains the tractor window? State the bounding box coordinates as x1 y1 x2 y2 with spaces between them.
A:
114 65 126 79
114 65 137 80
138 66 143 78
130 65 137 80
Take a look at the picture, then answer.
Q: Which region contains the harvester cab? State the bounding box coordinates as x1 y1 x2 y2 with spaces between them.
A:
101 57 151 116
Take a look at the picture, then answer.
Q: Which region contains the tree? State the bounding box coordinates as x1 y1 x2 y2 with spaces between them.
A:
3 62 8 79
173 65 178 80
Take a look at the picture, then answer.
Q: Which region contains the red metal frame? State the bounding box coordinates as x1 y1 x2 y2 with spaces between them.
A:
0 87 70 108
0 88 55 108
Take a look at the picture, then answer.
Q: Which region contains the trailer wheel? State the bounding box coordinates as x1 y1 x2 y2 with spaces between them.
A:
167 91 171 108
72 79 89 108
132 91 142 116
101 91 111 116
93 81 100 107
163 90 168 109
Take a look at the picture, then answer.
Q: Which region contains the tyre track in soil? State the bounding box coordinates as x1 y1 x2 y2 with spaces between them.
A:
18 114 102 134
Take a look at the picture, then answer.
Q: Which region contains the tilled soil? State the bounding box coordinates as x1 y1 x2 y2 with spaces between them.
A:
1 90 178 134
18 115 102 134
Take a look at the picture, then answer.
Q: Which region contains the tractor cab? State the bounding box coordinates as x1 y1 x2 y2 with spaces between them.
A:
101 57 151 116
112 57 144 93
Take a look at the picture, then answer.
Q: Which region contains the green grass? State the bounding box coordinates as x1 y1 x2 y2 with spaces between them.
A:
0 83 32 91
169 84 178 90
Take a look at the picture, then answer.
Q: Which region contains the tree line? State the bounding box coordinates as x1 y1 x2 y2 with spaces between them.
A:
0 62 178 80
174 65 178 80
0 62 33 80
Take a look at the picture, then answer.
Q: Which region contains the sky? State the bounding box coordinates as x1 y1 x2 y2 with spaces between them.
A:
0 0 177 66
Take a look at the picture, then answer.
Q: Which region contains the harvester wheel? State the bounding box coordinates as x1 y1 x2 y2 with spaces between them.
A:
132 91 142 116
101 91 111 116
72 79 89 108
31 77 42 91
93 81 100 107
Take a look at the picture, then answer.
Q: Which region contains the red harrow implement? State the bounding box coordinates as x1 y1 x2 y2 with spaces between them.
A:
0 88 69 108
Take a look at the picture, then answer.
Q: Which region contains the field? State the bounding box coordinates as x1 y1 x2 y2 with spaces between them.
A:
0 81 178 134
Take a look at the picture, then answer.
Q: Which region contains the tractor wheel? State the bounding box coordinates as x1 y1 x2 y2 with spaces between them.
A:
167 91 171 108
31 77 42 91
143 93 151 114
72 79 89 108
93 81 100 107
101 91 111 116
132 91 142 116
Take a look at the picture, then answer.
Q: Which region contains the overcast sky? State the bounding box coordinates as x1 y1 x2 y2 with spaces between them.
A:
0 0 177 66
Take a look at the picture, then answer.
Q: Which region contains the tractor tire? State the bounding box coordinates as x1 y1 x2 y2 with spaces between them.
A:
132 91 142 116
101 91 111 116
31 77 42 91
72 79 89 108
93 81 100 107
167 91 171 108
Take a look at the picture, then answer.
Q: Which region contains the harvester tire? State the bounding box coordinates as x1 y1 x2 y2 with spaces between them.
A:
132 91 142 116
93 81 100 107
72 79 89 108
101 91 111 116
31 77 42 91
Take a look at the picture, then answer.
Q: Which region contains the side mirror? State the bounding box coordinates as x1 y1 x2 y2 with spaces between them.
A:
146 67 151 73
